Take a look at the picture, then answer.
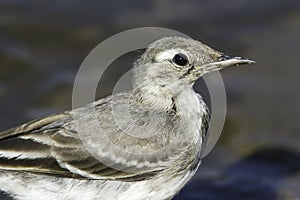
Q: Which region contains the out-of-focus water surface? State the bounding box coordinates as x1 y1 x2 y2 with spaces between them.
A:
0 0 300 199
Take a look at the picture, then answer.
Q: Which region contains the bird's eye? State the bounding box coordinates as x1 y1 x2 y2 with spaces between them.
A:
172 53 189 66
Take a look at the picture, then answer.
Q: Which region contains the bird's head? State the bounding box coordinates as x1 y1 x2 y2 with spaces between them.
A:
132 37 254 106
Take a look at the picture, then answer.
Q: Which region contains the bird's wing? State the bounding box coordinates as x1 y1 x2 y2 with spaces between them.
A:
0 113 80 178
0 101 162 181
195 94 211 157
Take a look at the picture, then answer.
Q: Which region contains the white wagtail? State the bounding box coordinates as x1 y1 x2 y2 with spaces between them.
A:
0 37 254 200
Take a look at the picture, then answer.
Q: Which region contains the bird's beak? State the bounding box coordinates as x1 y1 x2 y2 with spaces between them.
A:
189 54 255 82
211 54 255 68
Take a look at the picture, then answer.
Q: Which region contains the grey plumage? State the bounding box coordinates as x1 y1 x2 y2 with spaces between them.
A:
0 36 254 200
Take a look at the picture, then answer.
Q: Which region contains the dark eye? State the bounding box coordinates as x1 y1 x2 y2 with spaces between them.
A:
173 53 189 66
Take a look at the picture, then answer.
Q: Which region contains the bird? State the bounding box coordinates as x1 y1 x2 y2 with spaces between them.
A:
0 36 254 200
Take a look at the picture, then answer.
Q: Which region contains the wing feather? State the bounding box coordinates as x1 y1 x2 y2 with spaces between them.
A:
0 105 160 181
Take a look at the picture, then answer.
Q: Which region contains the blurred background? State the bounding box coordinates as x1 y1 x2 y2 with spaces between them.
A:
0 0 300 199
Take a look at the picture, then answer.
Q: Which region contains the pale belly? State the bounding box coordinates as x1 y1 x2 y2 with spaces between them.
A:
0 168 199 200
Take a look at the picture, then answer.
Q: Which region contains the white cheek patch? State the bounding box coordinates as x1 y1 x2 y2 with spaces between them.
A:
155 49 190 62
